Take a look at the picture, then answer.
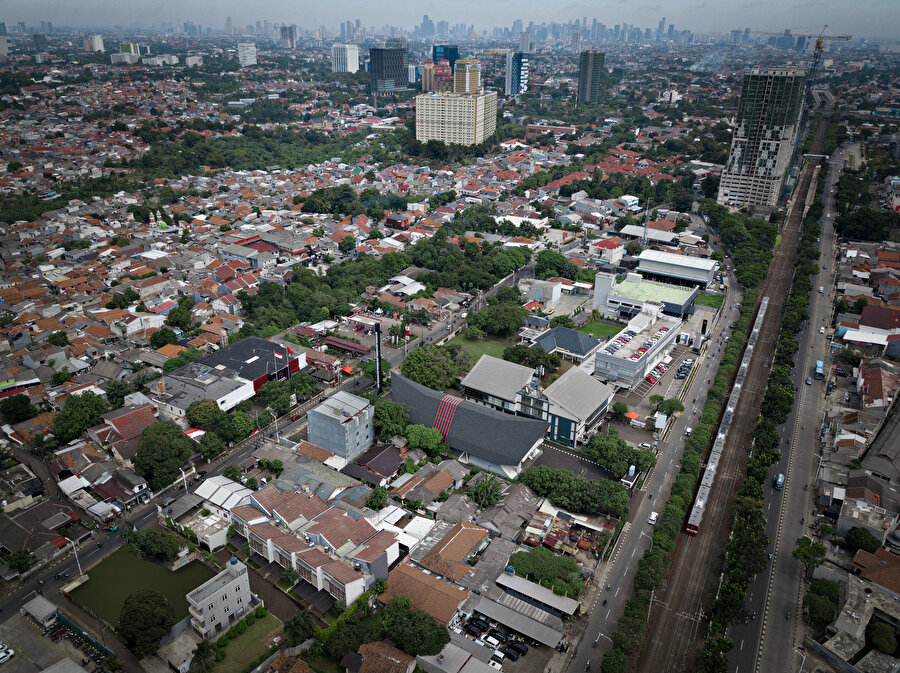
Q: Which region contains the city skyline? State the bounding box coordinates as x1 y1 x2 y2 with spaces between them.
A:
3 0 898 40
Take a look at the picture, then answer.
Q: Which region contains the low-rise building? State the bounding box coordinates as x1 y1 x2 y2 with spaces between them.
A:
187 557 257 638
307 391 374 461
593 306 681 388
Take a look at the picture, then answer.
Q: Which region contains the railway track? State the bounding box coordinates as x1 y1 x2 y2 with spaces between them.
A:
634 120 828 673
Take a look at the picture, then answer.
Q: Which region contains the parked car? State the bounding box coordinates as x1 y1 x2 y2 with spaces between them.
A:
0 649 14 664
508 641 528 655
499 646 520 661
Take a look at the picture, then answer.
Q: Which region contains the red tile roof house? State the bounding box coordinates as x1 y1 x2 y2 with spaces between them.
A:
87 403 159 467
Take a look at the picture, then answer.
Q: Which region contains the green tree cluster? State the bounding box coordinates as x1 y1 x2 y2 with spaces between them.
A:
467 302 528 337
507 546 583 597
585 428 657 478
469 473 502 508
0 394 38 423
404 424 444 456
118 589 175 658
400 343 469 391
519 466 629 518
134 421 194 490
502 344 561 373
122 528 185 562
53 390 109 443
373 400 410 438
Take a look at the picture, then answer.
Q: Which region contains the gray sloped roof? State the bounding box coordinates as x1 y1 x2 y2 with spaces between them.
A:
391 374 548 467
542 367 614 422
532 326 599 356
460 355 536 402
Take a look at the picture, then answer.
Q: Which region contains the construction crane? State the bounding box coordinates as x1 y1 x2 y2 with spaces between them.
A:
739 25 852 92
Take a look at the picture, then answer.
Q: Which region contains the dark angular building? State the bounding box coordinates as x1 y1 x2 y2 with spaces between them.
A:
577 50 605 103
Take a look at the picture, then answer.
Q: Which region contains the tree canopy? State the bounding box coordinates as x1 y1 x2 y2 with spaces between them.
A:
118 589 175 658
404 424 444 456
0 394 38 423
400 343 469 391
381 595 450 656
373 400 410 438
535 249 578 280
134 421 194 490
845 526 880 554
53 391 109 443
508 546 583 597
586 428 656 478
467 302 528 337
520 465 629 518
469 473 502 508
149 328 178 349
122 528 184 562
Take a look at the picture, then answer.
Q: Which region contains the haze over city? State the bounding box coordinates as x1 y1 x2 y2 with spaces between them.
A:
0 4 898 673
4 0 899 39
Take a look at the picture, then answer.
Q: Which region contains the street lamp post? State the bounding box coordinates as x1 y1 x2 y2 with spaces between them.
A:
593 632 613 647
64 536 82 576
640 531 653 553
178 467 188 492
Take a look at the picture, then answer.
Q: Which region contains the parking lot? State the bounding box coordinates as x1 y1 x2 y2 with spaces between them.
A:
0 613 93 673
451 613 554 673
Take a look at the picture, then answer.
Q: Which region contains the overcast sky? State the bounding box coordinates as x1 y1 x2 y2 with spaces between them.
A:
8 0 898 40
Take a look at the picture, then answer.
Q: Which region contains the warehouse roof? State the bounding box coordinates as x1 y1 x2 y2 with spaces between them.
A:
638 249 719 271
495 573 580 615
473 596 564 646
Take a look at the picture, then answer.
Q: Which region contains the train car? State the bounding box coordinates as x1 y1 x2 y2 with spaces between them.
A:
685 297 768 536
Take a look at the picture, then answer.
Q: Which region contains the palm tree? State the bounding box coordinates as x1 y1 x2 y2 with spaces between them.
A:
284 609 316 646
190 640 217 673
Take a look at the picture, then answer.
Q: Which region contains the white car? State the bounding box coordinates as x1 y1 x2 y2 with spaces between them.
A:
0 649 14 664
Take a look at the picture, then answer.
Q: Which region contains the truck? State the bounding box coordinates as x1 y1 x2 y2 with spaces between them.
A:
775 473 784 490
691 333 703 354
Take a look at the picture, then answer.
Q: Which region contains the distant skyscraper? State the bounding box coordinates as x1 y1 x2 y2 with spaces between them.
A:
571 31 581 52
432 44 459 73
237 42 257 67
577 50 605 103
0 23 7 36
505 52 529 96
657 17 666 41
718 66 807 207
453 58 481 94
331 44 359 73
369 44 409 93
0 36 10 57
84 34 104 53
519 32 532 53
416 89 497 145
32 34 48 51
421 61 435 91
280 25 297 49
225 16 233 35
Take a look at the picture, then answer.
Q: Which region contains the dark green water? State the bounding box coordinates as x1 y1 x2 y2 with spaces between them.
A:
69 546 215 626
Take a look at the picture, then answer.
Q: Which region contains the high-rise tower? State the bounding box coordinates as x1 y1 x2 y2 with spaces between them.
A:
453 58 481 94
577 50 605 103
505 52 529 96
717 66 806 207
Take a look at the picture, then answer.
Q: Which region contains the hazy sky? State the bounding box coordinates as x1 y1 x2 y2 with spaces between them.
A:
7 0 899 40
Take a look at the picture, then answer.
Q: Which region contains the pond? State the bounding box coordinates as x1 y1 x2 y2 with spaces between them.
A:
69 546 215 627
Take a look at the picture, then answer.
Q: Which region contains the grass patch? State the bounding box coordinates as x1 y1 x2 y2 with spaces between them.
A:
576 320 623 341
775 234 782 247
695 294 724 309
217 614 282 673
447 335 513 362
